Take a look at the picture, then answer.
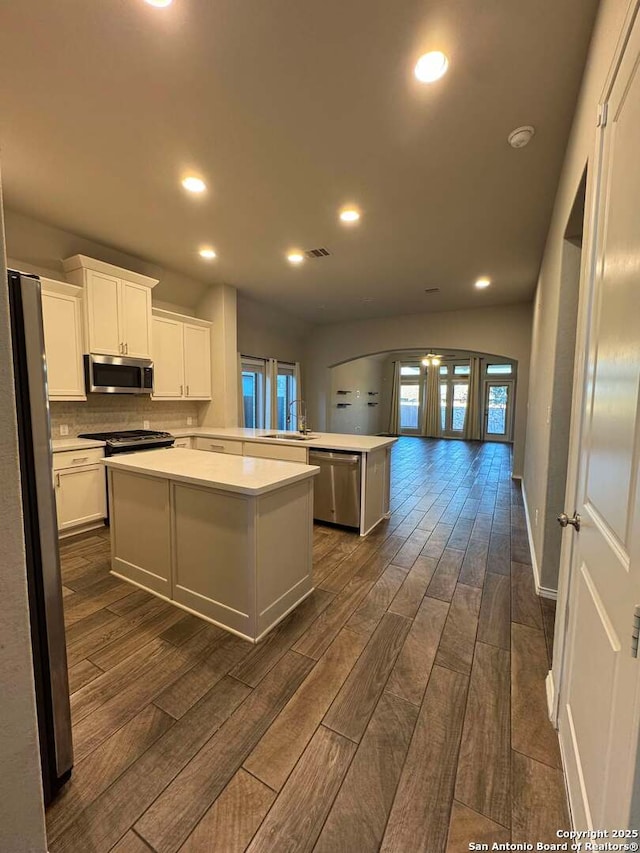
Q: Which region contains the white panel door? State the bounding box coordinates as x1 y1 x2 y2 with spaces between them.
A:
121 280 151 358
41 289 85 400
183 323 211 399
55 465 106 531
85 270 121 355
152 316 184 398
558 12 640 831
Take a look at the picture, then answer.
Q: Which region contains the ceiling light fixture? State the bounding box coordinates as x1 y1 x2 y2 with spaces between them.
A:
475 277 491 289
414 51 449 84
287 252 304 265
421 353 442 367
145 0 173 7
181 176 206 193
199 248 216 260
339 208 361 224
508 125 535 149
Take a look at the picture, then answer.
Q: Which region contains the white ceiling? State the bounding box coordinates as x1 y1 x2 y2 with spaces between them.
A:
0 0 598 323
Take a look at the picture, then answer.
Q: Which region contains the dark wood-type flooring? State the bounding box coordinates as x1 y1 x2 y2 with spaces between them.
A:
48 437 566 852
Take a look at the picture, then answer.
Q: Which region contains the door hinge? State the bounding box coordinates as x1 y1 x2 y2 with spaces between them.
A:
631 605 640 658
597 102 608 128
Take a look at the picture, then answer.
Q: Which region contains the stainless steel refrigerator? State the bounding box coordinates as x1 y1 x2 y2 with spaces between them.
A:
7 269 73 804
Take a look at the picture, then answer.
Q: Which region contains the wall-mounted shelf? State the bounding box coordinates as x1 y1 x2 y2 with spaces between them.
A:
367 391 379 396
336 403 352 408
336 390 353 395
367 402 379 406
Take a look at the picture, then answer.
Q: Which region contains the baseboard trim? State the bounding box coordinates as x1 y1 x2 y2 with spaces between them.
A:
520 482 558 600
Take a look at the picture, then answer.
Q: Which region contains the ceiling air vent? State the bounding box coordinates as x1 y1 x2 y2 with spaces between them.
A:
424 287 440 294
305 247 331 259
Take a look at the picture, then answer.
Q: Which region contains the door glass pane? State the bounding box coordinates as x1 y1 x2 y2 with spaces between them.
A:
440 383 447 430
401 365 420 377
400 384 420 429
487 364 513 375
454 365 470 376
452 383 468 431
487 384 509 435
242 372 258 427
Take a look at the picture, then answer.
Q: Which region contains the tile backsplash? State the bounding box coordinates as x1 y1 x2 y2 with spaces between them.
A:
50 396 201 437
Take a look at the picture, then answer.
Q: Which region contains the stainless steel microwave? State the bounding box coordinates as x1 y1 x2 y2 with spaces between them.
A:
84 354 154 394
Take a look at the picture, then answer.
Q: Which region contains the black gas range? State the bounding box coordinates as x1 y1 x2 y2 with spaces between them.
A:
77 429 175 456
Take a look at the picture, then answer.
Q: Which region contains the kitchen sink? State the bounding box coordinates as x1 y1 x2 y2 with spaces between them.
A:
265 432 318 441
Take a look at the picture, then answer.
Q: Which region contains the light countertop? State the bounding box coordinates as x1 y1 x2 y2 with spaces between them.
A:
103 447 319 496
170 427 397 453
52 438 106 452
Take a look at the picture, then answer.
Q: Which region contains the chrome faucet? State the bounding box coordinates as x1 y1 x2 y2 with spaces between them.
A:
287 399 310 434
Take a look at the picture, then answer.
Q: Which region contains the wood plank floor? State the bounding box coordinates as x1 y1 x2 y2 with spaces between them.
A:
48 437 567 852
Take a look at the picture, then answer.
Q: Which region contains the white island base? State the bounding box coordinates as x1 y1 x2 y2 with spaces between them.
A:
104 449 318 643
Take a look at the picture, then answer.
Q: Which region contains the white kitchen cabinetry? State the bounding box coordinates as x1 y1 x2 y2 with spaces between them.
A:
152 309 211 401
173 437 194 449
53 447 106 537
63 255 157 358
194 437 242 454
41 279 86 401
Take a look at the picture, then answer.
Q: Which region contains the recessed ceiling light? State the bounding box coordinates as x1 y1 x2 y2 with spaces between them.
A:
199 248 216 260
145 0 173 7
340 208 361 224
475 277 491 289
414 51 449 84
181 176 206 193
287 252 304 265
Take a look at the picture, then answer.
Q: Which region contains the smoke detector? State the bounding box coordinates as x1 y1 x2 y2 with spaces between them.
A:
508 125 535 149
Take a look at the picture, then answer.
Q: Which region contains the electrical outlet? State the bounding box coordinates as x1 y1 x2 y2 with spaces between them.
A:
143 420 150 430
187 416 193 426
59 424 69 436
535 508 539 527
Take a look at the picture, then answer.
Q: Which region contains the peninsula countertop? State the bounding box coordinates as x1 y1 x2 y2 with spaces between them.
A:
102 447 319 496
170 427 397 454
52 437 106 452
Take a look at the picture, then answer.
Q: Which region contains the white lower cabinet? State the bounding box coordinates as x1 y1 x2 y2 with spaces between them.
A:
173 437 194 449
194 437 243 455
55 464 106 534
242 441 308 464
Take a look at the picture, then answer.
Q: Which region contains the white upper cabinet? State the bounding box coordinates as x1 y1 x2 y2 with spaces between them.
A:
183 323 211 399
41 279 86 401
121 280 152 358
63 255 157 358
86 270 121 355
152 309 212 401
152 314 184 397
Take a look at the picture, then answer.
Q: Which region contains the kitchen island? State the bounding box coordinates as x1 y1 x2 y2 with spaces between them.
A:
171 428 397 536
103 448 318 643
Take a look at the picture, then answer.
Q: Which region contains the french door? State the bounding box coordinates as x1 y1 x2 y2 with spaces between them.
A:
440 379 468 437
483 381 513 442
399 364 423 435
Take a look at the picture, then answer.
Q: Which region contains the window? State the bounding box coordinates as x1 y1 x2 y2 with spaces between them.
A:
439 365 449 375
241 359 266 428
486 363 513 375
399 361 423 434
453 365 470 376
276 364 297 431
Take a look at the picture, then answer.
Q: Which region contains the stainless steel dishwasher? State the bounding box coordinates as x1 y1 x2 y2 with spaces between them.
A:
309 450 361 528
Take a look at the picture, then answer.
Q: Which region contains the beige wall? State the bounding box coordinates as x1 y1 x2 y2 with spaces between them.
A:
4 208 208 309
0 177 48 850
523 0 629 591
237 294 311 364
329 356 387 435
306 302 532 475
197 283 238 427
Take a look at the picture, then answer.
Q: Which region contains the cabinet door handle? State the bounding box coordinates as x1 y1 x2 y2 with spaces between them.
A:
180 385 183 396
118 343 123 354
186 385 190 396
55 473 60 487
125 343 128 355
